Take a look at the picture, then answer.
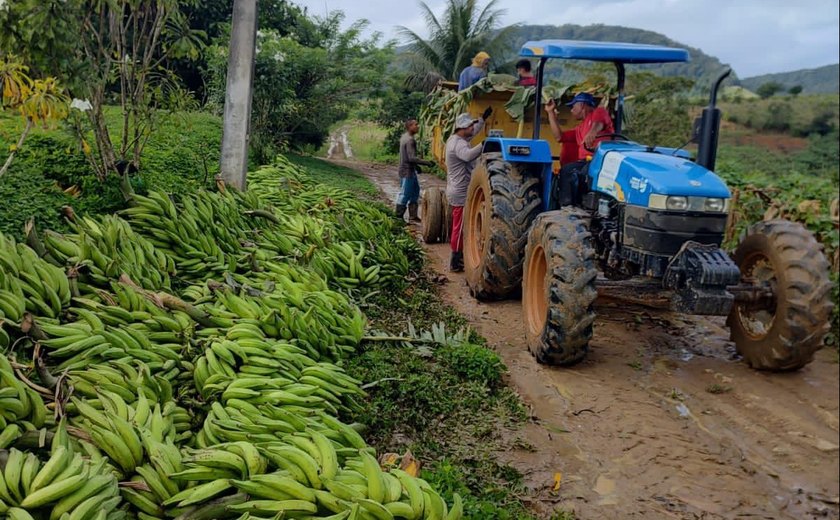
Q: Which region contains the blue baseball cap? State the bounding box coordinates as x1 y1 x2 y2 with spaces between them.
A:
566 92 597 107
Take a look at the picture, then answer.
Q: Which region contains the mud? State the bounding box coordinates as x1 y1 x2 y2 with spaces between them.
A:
335 159 840 520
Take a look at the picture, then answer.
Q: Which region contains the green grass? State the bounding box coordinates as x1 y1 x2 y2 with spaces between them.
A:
286 153 379 197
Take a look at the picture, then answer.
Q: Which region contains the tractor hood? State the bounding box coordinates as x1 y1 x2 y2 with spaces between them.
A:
588 142 730 206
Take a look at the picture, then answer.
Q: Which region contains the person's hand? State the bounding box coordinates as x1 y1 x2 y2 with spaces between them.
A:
583 132 596 149
481 106 493 121
544 98 557 116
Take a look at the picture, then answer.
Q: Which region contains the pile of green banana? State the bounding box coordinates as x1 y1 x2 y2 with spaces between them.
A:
188 284 365 362
0 235 71 323
43 215 175 292
1 154 466 520
0 422 123 520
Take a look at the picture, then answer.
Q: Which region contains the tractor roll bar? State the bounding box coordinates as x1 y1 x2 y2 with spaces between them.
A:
533 57 548 141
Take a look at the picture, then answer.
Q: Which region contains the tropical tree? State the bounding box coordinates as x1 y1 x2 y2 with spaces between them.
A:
397 0 517 91
0 57 69 177
0 0 205 187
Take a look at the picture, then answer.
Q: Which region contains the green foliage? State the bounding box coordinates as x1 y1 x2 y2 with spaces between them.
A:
205 15 393 160
377 84 427 154
438 343 504 387
721 94 839 137
421 459 536 520
623 72 695 147
788 85 803 96
756 81 784 99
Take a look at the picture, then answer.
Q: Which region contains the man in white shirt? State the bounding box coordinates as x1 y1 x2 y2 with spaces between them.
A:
445 108 492 271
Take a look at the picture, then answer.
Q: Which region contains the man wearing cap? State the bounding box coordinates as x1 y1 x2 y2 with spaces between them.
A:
445 107 492 272
544 92 615 206
458 51 491 91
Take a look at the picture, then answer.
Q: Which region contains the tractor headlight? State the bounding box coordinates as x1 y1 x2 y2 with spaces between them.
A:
649 194 729 213
705 198 725 212
665 196 688 211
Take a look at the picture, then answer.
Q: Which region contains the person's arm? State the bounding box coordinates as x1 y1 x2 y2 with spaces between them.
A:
405 138 430 166
544 99 563 142
454 139 483 163
582 108 611 148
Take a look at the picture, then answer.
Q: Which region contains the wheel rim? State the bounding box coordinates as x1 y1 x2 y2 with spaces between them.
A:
465 185 486 270
735 251 778 339
525 245 548 337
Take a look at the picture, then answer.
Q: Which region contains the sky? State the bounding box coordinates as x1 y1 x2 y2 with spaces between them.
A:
291 0 840 78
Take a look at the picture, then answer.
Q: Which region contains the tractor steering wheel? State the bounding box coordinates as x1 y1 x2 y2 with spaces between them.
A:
583 133 632 153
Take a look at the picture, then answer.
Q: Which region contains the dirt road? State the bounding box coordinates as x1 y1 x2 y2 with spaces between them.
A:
334 159 840 520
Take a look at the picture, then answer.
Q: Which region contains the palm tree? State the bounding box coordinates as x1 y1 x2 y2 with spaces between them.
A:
398 0 517 91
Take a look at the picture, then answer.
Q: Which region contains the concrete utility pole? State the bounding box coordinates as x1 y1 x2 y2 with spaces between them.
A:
219 0 258 190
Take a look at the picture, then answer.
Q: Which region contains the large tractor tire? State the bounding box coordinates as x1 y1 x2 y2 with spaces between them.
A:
420 187 444 243
464 153 541 299
727 219 834 371
522 209 598 365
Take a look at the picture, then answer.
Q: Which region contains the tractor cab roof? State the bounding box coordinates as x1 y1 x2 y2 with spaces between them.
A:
520 39 689 64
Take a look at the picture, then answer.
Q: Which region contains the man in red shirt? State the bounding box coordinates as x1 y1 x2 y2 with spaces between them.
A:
515 59 537 87
544 92 615 206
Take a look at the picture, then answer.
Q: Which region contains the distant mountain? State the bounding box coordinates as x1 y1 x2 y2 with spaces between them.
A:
738 64 839 94
504 24 738 90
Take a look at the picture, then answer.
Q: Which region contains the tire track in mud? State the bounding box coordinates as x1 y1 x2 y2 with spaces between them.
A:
334 158 840 519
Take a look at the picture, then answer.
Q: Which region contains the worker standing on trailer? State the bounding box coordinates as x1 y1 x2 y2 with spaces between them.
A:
445 108 492 272
458 51 491 91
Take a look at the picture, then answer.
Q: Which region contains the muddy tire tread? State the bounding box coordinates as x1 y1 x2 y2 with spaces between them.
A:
526 209 598 365
466 154 542 300
728 219 834 371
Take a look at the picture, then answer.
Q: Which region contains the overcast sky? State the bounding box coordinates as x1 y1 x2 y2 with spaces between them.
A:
292 0 839 78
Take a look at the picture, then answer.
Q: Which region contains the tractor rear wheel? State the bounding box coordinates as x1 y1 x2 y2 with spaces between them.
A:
522 209 598 365
464 153 541 300
727 219 833 371
420 187 443 243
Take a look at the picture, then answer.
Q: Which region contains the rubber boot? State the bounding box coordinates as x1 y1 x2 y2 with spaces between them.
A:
449 251 464 272
395 204 407 221
408 203 421 223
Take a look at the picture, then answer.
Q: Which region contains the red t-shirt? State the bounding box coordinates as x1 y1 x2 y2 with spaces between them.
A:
517 76 537 87
575 106 614 160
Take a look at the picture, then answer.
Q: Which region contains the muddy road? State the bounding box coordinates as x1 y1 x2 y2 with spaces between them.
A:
334 159 840 519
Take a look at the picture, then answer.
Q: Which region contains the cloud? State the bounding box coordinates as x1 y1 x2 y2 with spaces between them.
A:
292 0 839 76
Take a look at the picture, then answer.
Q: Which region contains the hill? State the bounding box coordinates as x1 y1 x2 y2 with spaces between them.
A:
504 24 738 90
739 64 839 94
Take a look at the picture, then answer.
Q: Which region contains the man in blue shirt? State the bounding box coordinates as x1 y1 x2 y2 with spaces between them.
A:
458 51 490 91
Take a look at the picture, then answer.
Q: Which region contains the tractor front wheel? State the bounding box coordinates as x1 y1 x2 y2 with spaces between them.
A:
464 154 541 300
727 219 833 371
522 209 598 365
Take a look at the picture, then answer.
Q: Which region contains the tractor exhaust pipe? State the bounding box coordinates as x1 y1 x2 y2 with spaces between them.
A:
694 68 731 171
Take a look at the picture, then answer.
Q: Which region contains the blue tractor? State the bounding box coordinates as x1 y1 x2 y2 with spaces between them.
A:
461 40 833 370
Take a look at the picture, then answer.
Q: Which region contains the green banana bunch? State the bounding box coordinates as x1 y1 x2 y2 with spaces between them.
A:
0 356 48 430
0 422 121 519
0 234 70 320
43 215 175 292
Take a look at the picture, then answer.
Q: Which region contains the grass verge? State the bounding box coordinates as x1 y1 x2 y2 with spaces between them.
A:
297 153 574 518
